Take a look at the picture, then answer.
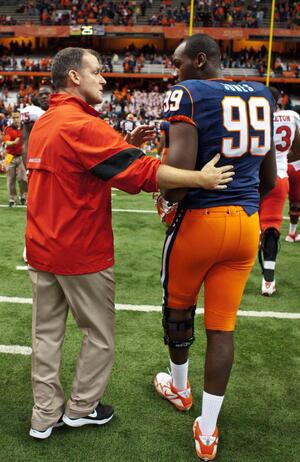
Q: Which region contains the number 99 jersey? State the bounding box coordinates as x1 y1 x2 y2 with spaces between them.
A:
163 79 274 215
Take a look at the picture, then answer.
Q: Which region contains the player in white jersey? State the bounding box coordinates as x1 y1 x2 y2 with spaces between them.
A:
259 87 300 295
21 86 52 262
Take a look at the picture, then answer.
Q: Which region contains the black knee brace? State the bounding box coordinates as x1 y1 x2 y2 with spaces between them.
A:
162 305 196 349
258 227 280 272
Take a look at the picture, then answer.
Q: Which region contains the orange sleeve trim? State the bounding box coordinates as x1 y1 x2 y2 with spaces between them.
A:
175 84 194 119
167 115 197 127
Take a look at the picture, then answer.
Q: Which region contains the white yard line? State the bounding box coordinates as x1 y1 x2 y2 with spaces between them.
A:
0 345 31 355
0 296 299 319
16 266 28 271
0 204 290 219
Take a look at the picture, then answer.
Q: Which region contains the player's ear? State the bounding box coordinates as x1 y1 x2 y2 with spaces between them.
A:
68 69 80 86
197 52 207 70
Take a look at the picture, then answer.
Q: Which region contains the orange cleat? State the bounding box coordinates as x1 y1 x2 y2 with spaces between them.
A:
154 372 192 411
193 418 219 461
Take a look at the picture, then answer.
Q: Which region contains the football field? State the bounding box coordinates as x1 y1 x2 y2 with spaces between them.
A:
0 175 299 462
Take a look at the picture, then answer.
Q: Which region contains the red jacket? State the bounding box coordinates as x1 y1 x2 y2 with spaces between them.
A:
26 94 160 275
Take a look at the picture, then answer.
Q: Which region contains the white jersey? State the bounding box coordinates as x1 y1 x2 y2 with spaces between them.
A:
20 105 45 124
273 110 300 178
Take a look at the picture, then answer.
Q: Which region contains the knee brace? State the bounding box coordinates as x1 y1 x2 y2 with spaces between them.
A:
162 305 196 349
258 227 280 272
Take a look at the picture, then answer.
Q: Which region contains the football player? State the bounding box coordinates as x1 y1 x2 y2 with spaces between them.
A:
259 87 300 295
21 85 52 166
153 34 276 461
20 85 52 261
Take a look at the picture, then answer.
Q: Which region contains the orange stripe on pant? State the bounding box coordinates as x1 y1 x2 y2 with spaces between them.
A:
161 206 260 331
259 176 289 231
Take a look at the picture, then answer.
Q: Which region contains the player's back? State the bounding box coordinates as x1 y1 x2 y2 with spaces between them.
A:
273 109 300 178
163 79 274 214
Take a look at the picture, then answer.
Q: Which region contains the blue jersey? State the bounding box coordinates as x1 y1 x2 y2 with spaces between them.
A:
163 79 274 215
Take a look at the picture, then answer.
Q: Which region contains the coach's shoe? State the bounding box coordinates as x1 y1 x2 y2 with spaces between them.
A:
261 278 276 296
285 232 300 242
154 372 192 411
29 415 64 440
193 417 219 461
63 403 114 427
19 197 26 206
8 200 15 207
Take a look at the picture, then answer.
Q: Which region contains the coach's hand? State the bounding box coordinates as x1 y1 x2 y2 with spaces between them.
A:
125 125 156 147
200 154 234 190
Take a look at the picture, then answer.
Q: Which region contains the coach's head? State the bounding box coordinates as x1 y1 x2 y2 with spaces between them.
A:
51 47 106 105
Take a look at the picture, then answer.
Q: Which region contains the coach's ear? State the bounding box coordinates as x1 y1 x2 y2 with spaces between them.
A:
68 69 80 86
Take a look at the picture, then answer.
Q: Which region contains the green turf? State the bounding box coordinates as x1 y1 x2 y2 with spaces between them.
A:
0 176 300 461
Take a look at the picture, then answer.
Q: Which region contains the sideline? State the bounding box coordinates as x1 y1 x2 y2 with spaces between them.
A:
0 296 299 319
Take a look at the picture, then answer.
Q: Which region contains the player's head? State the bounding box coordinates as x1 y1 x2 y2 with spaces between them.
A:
173 34 222 82
268 86 281 110
51 47 106 106
12 111 20 128
38 85 52 110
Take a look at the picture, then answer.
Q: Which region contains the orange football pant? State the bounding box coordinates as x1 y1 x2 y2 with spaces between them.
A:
161 206 260 331
259 176 289 231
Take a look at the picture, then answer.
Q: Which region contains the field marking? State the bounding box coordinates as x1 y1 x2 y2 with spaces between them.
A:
0 345 32 355
0 296 299 319
16 265 28 271
0 203 291 220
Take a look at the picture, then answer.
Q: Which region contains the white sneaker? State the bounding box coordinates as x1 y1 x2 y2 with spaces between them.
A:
29 416 64 439
154 371 192 411
261 278 276 296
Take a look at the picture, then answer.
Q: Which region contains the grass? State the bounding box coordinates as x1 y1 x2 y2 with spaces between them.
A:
0 175 299 461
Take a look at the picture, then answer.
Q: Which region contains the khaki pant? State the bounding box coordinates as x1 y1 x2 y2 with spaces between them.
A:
6 155 27 202
29 267 115 431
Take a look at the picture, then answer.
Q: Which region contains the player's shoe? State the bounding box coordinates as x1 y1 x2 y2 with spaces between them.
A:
29 415 64 439
154 372 192 411
193 417 219 461
261 278 276 296
285 233 300 242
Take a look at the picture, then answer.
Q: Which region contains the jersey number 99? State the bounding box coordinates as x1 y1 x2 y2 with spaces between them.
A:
222 96 271 157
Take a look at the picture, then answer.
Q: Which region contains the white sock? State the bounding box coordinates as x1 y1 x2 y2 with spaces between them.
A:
170 359 189 390
199 391 224 436
289 223 297 234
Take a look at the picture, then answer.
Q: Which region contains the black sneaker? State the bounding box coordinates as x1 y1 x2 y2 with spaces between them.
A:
20 197 26 206
29 415 64 440
9 200 15 207
62 403 114 428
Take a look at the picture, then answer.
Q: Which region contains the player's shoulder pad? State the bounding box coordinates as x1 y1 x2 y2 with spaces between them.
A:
21 105 45 123
163 80 198 126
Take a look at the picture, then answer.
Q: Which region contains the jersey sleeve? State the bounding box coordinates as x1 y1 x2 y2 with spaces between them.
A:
163 84 196 127
21 106 45 124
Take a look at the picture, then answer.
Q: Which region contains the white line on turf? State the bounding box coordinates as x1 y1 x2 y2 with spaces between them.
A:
16 266 28 271
0 296 299 319
0 345 32 355
0 204 291 220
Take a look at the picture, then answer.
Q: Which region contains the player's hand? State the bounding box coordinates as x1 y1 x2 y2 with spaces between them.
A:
125 125 156 147
200 154 234 190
